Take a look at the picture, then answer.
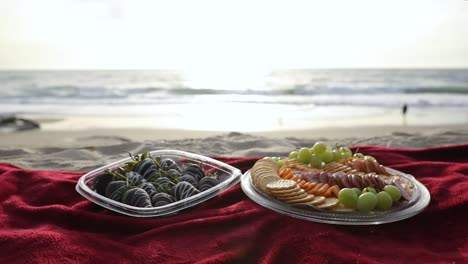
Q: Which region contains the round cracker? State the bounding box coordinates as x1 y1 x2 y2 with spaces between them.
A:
256 176 281 193
252 169 279 187
266 179 297 191
251 159 280 191
315 197 340 209
275 189 308 200
282 194 316 204
253 169 278 185
269 185 301 195
252 159 278 172
308 195 326 205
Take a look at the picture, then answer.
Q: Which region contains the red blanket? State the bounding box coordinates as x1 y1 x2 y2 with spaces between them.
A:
1 145 467 264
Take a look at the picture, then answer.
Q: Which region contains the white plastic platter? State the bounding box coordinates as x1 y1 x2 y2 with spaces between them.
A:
241 167 430 225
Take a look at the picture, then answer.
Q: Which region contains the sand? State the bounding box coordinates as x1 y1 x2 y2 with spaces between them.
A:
1 124 467 171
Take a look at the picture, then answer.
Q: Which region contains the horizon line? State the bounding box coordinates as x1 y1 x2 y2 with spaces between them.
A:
1 66 468 71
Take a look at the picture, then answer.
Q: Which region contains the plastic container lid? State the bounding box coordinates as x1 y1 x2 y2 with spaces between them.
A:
76 150 242 217
241 167 430 225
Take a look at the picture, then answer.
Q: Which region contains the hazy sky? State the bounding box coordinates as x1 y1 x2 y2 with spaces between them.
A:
1 0 467 70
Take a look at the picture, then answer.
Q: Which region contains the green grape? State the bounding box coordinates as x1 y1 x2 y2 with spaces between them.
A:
298 147 312 164
339 147 353 159
353 153 365 159
362 187 377 194
356 192 378 211
332 149 343 162
364 155 377 162
340 151 352 159
309 154 323 168
338 188 358 208
272 157 280 163
352 188 362 197
376 191 393 210
277 160 286 168
383 185 402 201
289 151 299 159
318 149 334 163
312 142 327 154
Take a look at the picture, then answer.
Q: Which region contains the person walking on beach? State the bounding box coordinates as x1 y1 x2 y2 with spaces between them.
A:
402 104 408 125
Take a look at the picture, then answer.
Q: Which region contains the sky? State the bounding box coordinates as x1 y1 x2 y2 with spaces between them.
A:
0 0 467 70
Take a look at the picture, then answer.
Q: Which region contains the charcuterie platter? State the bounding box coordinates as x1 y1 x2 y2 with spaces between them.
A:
241 143 430 225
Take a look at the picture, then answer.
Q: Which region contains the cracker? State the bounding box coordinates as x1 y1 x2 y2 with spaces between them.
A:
257 176 281 193
251 159 279 183
282 194 316 204
252 166 279 178
266 179 297 191
275 189 308 200
315 197 340 209
308 195 326 205
252 168 275 184
252 159 278 175
269 185 301 195
251 158 281 193
252 159 278 172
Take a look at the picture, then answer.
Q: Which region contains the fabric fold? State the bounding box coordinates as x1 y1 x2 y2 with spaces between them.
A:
0 145 467 264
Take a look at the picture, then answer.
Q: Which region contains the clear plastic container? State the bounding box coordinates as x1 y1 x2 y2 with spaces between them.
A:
241 167 430 225
76 150 242 217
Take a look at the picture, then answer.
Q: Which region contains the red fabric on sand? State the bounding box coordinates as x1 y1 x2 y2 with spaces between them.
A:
0 144 467 263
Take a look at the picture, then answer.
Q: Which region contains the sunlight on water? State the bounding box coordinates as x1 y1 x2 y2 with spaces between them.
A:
182 67 270 91
175 102 285 131
1 69 467 132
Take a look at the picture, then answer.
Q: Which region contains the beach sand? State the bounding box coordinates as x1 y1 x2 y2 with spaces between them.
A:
1 123 467 171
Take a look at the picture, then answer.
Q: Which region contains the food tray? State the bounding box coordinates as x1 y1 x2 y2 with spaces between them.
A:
76 150 242 217
241 167 430 225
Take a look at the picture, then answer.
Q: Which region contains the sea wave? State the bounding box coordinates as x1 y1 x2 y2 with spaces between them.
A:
2 92 468 109
1 69 467 114
2 84 468 99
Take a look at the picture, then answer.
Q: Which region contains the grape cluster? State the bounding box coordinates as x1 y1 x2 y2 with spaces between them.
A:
285 142 375 168
338 185 401 211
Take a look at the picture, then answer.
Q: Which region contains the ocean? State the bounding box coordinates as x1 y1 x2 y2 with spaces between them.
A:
1 69 467 131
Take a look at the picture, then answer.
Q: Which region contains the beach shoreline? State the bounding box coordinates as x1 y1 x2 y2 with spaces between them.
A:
2 124 468 147
1 123 467 171
9 104 468 133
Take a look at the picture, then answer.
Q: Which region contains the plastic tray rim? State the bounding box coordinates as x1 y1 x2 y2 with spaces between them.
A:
76 149 242 217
